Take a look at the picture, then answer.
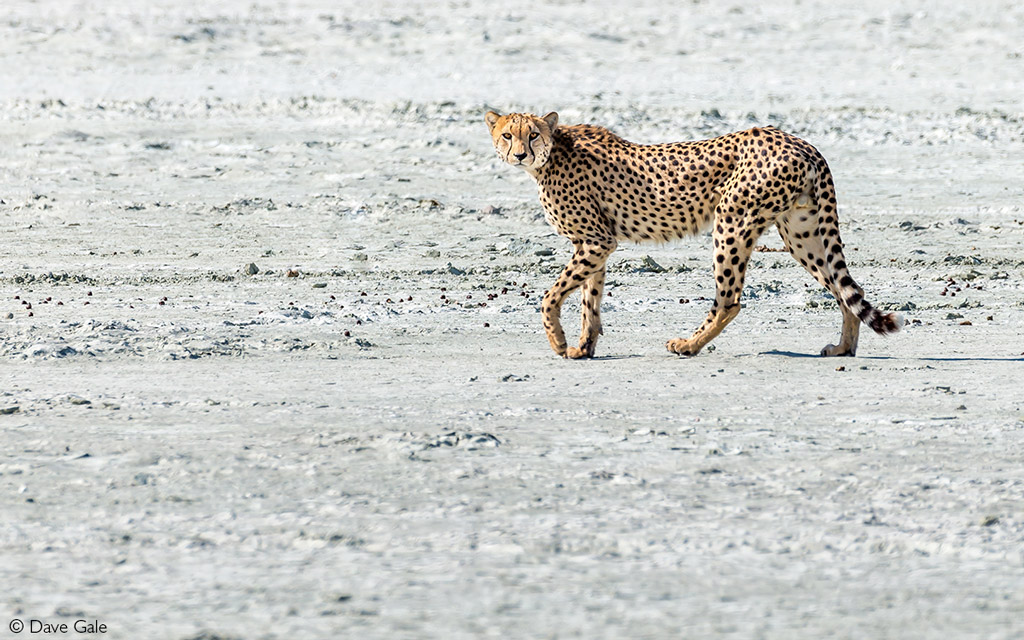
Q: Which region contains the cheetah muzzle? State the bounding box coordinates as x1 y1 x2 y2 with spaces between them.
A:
485 110 903 359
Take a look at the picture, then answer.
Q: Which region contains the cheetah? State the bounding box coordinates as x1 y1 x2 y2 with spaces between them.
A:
485 110 902 359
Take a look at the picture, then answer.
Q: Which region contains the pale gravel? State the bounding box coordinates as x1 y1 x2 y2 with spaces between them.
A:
2 2 1024 639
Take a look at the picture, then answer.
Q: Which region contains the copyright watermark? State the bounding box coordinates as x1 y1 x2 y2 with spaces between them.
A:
8 619 107 634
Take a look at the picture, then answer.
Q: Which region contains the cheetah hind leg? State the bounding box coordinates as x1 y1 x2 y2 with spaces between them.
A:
776 208 859 356
566 269 605 359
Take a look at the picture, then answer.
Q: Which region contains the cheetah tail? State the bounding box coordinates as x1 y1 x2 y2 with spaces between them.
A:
816 167 904 336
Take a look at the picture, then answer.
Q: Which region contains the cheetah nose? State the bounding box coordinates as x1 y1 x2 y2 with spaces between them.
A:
514 152 528 161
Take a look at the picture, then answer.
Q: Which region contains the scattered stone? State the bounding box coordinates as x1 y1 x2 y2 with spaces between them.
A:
244 263 259 275
446 263 466 276
424 249 441 258
348 337 372 348
312 283 327 289
943 255 982 265
424 431 501 450
67 396 92 406
286 269 300 278
0 406 20 415
353 253 368 261
980 515 1000 526
534 247 554 256
133 473 154 486
639 255 667 273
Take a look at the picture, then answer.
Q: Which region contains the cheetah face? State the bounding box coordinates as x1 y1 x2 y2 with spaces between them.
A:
485 111 559 172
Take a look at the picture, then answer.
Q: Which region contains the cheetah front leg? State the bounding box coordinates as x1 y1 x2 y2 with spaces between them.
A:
542 238 616 358
566 268 606 359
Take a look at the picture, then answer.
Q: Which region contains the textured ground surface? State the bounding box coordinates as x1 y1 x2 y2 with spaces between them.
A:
2 1 1023 638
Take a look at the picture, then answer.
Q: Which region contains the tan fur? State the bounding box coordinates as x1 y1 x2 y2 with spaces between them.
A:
485 111 902 359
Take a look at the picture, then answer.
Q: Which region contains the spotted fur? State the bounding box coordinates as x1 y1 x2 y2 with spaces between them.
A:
485 110 902 359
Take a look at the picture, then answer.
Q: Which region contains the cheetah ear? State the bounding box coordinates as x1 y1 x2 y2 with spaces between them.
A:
485 111 501 132
541 111 559 132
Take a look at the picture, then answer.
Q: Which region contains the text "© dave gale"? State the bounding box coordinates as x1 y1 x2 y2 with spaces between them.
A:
25 619 108 633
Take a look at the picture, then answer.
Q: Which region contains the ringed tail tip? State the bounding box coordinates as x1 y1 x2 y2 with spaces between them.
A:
869 310 903 335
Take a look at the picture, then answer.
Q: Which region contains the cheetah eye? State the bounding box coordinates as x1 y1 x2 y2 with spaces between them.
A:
529 132 539 140
502 133 512 140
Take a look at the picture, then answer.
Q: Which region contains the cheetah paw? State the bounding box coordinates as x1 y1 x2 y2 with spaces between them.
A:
820 344 856 357
666 338 699 357
566 346 594 359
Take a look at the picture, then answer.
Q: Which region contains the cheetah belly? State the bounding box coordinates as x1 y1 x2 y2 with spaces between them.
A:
603 195 716 243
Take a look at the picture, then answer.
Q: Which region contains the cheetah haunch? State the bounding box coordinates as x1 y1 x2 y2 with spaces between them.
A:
485 110 902 359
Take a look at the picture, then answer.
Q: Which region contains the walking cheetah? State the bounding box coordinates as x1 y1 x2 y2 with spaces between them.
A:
485 110 902 359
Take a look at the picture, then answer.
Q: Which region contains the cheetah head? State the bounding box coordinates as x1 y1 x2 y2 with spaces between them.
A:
485 111 559 172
